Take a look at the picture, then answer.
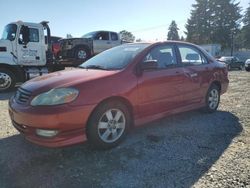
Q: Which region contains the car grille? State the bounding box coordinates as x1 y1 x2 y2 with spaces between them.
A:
15 87 32 104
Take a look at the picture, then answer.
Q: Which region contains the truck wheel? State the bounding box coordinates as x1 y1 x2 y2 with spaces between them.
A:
87 101 131 149
0 68 16 92
75 47 89 61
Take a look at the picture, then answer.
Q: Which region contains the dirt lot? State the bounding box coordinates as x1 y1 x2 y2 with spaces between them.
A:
0 71 249 188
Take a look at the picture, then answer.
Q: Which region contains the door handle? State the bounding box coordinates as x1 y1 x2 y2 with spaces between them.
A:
184 72 198 78
190 73 198 78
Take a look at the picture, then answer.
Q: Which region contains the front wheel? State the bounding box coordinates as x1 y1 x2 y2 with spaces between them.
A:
204 84 220 113
0 68 16 92
74 47 89 61
87 101 131 149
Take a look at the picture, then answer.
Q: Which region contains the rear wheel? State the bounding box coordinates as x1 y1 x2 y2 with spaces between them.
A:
204 84 220 113
0 68 16 92
87 101 131 149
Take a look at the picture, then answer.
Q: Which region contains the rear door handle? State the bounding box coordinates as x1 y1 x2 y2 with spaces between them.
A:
190 73 198 78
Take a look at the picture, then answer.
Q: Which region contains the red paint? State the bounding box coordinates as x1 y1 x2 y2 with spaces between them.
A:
9 42 229 147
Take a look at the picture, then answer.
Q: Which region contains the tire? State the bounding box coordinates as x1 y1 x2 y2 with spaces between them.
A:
74 47 89 61
87 101 131 149
204 84 220 113
0 68 16 92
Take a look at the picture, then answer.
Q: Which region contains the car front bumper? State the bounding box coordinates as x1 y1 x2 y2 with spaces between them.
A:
8 97 96 147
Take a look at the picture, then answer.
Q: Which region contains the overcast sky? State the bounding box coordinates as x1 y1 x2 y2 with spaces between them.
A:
0 0 249 41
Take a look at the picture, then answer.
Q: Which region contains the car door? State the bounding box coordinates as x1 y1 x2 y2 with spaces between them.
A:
176 44 211 105
17 25 45 66
93 31 113 54
137 44 184 117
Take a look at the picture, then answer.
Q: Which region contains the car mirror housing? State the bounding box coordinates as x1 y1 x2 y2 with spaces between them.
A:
141 60 158 70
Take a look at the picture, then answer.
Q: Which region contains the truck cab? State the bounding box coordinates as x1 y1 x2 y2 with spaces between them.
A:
0 21 61 91
1 21 47 66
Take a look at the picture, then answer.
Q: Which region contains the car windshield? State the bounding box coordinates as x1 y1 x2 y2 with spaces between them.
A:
82 31 97 38
79 44 150 70
1 24 17 41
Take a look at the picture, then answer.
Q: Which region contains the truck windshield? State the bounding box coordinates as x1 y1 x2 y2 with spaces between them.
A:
82 31 97 38
79 43 150 70
1 24 17 41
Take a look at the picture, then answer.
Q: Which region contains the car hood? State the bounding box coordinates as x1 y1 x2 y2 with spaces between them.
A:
21 68 119 95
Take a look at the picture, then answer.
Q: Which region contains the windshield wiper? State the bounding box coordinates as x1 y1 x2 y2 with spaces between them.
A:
80 65 107 70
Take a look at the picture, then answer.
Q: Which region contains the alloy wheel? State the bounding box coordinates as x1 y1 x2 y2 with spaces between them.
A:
208 89 219 110
97 109 126 143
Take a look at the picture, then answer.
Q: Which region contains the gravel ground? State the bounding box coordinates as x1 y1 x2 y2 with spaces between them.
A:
0 71 249 188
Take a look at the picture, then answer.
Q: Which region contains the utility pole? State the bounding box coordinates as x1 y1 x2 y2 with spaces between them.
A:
230 29 235 56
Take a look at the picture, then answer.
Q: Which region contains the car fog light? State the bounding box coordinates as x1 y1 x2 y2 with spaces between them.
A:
36 129 58 137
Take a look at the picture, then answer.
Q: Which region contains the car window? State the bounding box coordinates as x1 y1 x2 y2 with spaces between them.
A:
94 32 109 40
29 28 39 42
143 45 177 69
178 45 207 65
111 32 118 41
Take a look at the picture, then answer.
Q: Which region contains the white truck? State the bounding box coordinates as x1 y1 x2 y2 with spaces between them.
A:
0 21 128 91
0 21 64 91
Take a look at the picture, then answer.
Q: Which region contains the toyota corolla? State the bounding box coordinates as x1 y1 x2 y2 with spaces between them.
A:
9 41 229 149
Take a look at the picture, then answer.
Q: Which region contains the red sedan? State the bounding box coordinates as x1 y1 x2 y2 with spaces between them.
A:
9 41 229 149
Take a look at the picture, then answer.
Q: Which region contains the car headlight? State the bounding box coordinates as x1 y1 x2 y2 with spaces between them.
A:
31 88 79 106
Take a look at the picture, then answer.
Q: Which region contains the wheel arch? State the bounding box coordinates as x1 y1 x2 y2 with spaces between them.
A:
73 45 92 55
210 80 221 92
86 96 135 131
0 64 25 82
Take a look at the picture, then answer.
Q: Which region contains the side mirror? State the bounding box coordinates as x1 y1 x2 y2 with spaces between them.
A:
141 60 158 70
21 26 30 45
135 60 158 76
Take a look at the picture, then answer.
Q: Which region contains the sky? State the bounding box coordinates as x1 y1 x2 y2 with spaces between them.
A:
0 0 249 41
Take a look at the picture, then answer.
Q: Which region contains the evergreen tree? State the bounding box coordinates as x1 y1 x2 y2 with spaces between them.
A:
167 20 180 40
186 0 211 44
241 3 250 49
209 0 241 49
185 0 241 48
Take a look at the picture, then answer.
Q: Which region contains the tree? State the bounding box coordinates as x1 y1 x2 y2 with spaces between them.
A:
119 30 135 42
167 20 180 40
185 0 242 49
241 3 250 49
186 0 211 44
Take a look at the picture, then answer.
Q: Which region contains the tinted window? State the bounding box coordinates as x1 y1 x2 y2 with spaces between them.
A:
19 26 39 43
29 28 39 42
94 32 109 40
111 32 118 41
178 46 207 65
143 45 177 69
